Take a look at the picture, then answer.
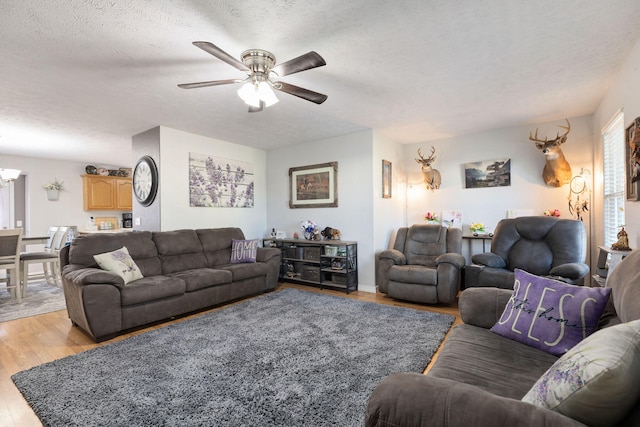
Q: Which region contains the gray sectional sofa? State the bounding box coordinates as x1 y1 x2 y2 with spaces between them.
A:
366 249 640 427
60 228 281 342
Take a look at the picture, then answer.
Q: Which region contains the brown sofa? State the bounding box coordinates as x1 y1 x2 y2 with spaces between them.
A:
60 228 281 342
366 249 640 427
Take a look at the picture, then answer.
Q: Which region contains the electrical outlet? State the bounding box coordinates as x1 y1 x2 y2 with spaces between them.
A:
16 220 22 226
135 217 141 226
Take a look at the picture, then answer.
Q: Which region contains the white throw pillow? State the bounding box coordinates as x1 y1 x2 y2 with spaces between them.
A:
93 246 143 285
522 319 640 427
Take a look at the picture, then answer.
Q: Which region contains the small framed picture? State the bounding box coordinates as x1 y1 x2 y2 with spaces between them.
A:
382 160 392 199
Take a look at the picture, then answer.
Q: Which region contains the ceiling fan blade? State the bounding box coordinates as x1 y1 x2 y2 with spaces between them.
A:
178 79 239 89
192 41 249 72
248 101 265 113
271 51 326 77
274 82 328 104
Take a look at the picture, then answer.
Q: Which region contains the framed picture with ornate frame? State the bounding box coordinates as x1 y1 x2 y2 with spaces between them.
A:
626 117 640 201
289 162 338 208
382 160 392 198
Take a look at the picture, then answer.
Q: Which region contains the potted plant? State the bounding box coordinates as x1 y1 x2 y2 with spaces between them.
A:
43 178 64 201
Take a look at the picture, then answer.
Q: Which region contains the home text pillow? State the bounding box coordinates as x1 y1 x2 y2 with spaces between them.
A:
230 239 258 264
490 269 611 356
522 319 640 427
93 246 143 285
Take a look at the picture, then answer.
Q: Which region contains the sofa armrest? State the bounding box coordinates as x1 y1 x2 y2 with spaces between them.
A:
471 252 507 268
436 253 465 270
366 373 586 427
377 249 406 265
62 264 125 289
256 247 281 263
549 262 590 280
458 287 513 328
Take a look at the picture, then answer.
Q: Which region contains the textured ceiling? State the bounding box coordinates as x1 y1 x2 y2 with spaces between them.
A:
1 0 640 165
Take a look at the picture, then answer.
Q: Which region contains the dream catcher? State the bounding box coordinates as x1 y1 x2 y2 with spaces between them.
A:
568 171 590 221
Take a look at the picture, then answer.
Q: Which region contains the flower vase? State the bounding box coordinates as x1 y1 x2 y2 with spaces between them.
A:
46 189 59 201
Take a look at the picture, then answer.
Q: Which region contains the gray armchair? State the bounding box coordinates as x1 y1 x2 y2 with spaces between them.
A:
465 216 589 289
377 225 465 305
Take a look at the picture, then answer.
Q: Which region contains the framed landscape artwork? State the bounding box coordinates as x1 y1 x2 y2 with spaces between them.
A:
289 162 338 208
464 158 511 189
382 160 392 199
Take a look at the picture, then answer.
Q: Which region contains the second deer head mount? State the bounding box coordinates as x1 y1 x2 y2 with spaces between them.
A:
529 118 573 187
415 146 441 191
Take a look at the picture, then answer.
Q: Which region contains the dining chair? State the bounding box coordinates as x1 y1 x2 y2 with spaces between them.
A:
0 228 23 303
20 226 68 295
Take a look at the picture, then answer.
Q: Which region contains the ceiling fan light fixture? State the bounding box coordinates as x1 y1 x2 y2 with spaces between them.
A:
237 80 279 108
237 82 261 107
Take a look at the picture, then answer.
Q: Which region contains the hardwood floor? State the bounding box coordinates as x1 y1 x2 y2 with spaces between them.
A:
0 283 461 427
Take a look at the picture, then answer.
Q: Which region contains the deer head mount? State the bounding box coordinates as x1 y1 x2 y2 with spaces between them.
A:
415 146 441 190
529 118 573 187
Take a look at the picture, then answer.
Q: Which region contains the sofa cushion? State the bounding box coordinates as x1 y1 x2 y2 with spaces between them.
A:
153 230 208 274
93 246 143 285
69 231 162 276
428 324 559 399
221 262 268 282
166 268 232 292
490 269 611 356
522 319 640 427
120 275 186 306
230 239 258 263
197 228 245 267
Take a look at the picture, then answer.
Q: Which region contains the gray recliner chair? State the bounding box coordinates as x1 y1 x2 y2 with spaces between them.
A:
465 216 589 289
377 225 465 305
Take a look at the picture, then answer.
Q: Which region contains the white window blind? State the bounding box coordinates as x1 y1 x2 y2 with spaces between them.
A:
602 112 625 247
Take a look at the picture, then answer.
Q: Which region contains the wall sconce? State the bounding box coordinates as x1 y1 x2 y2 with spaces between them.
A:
0 168 21 187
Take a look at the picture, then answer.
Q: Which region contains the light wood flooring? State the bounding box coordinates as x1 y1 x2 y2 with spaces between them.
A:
0 283 461 427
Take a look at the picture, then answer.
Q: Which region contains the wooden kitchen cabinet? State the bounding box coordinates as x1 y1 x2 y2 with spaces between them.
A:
82 175 132 210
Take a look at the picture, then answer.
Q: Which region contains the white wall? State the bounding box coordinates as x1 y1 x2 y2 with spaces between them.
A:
401 116 595 263
266 130 377 292
593 35 640 251
156 127 268 239
0 154 130 236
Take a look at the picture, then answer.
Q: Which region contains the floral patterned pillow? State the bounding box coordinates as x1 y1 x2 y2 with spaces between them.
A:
93 246 144 285
522 319 640 427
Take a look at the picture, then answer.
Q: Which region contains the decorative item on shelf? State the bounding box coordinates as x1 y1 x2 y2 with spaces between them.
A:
611 226 631 251
300 220 320 240
293 232 299 239
470 222 486 236
331 259 345 270
97 167 109 176
424 211 440 224
320 226 341 240
43 178 64 201
543 209 561 217
85 165 97 175
415 146 441 190
325 246 338 256
442 210 463 229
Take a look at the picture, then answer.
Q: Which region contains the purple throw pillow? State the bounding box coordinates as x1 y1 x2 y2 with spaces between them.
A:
490 269 611 356
230 239 259 264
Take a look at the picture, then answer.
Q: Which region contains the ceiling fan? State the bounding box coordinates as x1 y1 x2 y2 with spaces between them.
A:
178 41 328 112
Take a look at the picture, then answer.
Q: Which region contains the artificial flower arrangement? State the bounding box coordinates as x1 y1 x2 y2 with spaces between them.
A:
470 222 486 234
300 220 320 240
42 178 64 191
424 212 440 222
543 209 561 217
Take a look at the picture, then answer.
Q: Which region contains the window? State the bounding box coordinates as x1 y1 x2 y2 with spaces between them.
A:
602 112 625 247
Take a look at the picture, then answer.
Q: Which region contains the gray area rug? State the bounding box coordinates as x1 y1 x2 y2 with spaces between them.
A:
12 288 454 426
0 281 66 323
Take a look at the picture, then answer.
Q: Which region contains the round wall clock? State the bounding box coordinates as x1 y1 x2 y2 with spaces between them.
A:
132 155 158 206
